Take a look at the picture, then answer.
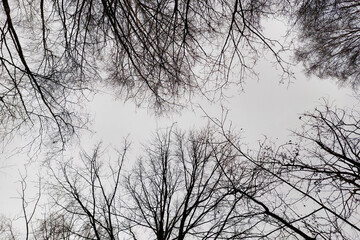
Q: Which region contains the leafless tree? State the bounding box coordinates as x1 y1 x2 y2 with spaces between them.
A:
44 143 128 239
207 103 360 239
19 172 42 240
123 128 239 239
0 216 17 240
123 126 318 240
289 0 360 87
205 120 319 239
7 118 359 239
32 212 75 240
0 167 41 240
18 126 316 240
0 0 90 151
261 104 360 239
0 0 287 149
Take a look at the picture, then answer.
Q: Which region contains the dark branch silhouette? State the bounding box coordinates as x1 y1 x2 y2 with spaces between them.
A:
0 0 287 149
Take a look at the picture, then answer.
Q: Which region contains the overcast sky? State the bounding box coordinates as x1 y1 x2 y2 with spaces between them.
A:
0 18 358 232
1 57 356 217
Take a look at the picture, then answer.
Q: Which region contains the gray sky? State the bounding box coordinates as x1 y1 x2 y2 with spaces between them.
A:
1 52 357 212
0 17 358 236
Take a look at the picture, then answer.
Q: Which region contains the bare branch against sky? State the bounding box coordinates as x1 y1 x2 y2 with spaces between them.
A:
0 1 359 239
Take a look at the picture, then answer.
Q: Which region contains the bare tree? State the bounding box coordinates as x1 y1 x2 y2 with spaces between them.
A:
289 0 360 87
32 212 75 240
262 104 360 239
0 0 287 149
44 143 128 240
207 103 360 239
0 0 90 151
123 128 239 239
7 123 355 239
0 167 41 240
32 106 359 240
0 216 17 240
204 116 319 240
123 126 319 240
18 172 41 240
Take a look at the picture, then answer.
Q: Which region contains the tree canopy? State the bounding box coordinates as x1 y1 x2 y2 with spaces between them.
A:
1 0 359 149
291 0 360 86
0 0 288 149
3 110 360 239
1 1 360 239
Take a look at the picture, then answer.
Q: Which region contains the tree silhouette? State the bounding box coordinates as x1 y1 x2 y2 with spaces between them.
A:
44 143 128 239
123 128 240 239
290 0 360 87
268 104 360 239
2 126 330 239
0 0 286 148
123 127 322 239
212 104 360 239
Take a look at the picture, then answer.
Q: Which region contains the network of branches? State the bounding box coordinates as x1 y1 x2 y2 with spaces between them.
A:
0 0 287 149
1 0 358 148
0 1 359 239
1 116 359 239
291 0 360 86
